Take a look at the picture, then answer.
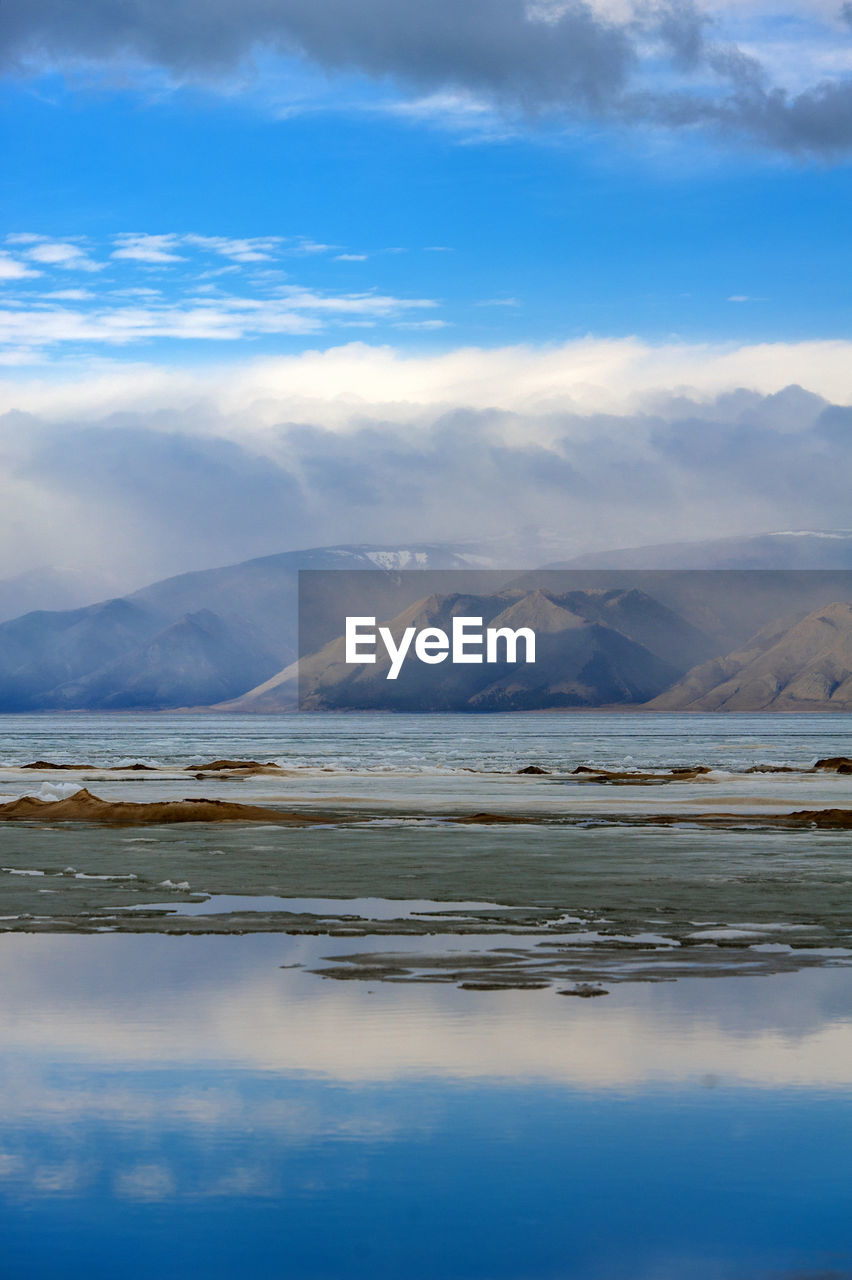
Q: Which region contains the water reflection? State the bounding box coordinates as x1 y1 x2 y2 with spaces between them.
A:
2 934 852 1279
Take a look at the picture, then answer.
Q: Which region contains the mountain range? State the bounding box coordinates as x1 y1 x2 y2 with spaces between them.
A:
649 602 852 711
225 585 714 712
0 545 484 711
0 531 851 711
559 529 852 570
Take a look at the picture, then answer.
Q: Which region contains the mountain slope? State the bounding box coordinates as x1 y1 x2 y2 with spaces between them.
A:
0 598 165 711
0 567 123 624
648 601 852 711
559 530 852 570
225 587 696 712
0 543 484 711
40 610 282 710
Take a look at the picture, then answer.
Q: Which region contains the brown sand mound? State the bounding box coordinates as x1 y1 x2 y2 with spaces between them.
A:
635 808 852 830
190 760 280 772
571 765 714 784
0 788 323 826
782 808 852 828
22 760 90 770
22 761 154 771
815 757 852 773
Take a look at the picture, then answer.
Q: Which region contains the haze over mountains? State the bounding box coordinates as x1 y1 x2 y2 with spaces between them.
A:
236 586 714 713
0 546 483 711
0 567 124 625
560 530 852 571
0 531 851 712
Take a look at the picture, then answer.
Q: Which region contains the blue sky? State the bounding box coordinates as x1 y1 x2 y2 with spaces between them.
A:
1 1 852 581
2 2 852 365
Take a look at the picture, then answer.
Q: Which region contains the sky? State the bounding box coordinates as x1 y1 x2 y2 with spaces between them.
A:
1 0 852 587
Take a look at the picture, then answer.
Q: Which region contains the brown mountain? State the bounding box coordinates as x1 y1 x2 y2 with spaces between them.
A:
647 601 852 711
223 587 701 712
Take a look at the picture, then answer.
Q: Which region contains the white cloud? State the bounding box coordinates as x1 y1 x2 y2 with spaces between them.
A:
24 241 104 272
2 335 852 423
183 234 283 262
112 233 186 264
395 318 450 330
272 286 436 315
335 253 368 262
0 290 438 353
386 90 513 139
0 336 848 585
285 237 337 255
0 252 40 281
44 288 96 301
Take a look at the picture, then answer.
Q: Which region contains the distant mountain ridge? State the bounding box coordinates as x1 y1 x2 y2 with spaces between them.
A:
0 544 485 711
558 530 852 570
224 586 718 713
1 533 851 711
649 602 852 711
0 567 123 624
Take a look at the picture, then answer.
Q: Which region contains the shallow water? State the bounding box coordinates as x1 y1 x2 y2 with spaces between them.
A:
2 933 852 1280
1 713 850 1275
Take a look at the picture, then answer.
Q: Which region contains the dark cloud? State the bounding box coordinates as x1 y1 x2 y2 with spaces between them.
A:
2 0 852 153
0 0 634 112
2 384 851 587
633 75 852 154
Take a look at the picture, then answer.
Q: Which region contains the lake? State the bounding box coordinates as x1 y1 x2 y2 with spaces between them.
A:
0 713 850 1277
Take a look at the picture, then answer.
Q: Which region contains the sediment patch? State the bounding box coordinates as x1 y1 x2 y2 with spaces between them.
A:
0 788 325 826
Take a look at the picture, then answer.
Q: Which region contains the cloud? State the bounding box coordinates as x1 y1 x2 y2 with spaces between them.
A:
0 232 445 360
114 232 293 265
0 337 850 584
285 238 337 256
0 289 438 353
2 0 852 152
183 234 283 262
4 335 852 421
394 318 449 330
112 233 186 264
45 288 96 301
22 240 104 272
0 252 40 280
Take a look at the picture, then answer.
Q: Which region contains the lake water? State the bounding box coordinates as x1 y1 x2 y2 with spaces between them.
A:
1 710 851 772
0 713 851 1277
3 934 852 1280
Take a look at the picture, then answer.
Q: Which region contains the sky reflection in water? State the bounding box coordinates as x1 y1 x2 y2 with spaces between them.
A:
1 934 852 1279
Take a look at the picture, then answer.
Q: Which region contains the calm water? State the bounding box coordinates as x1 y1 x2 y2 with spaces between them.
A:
1 934 852 1280
1 713 851 1277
